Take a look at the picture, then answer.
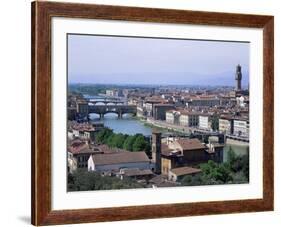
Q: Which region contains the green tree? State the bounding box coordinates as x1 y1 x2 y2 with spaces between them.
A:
111 133 127 148
123 136 136 151
106 134 115 147
132 135 147 151
226 146 237 167
181 174 202 186
67 169 144 191
95 128 113 144
200 160 233 184
211 115 219 131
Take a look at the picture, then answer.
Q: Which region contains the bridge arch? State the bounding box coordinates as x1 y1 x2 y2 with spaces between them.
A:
86 104 137 119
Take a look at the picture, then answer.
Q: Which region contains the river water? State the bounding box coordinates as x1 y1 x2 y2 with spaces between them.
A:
89 113 152 136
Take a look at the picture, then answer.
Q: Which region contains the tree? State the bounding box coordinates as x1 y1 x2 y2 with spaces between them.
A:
95 130 150 153
211 115 219 131
111 133 127 148
123 136 136 151
132 136 147 151
106 134 115 147
95 128 113 144
226 146 249 181
227 146 237 167
181 174 202 186
68 169 144 191
200 160 233 184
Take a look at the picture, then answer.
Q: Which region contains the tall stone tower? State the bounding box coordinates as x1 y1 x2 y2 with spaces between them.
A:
152 130 162 174
235 64 242 91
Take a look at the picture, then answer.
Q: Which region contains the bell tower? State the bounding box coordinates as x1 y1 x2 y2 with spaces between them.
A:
152 130 162 174
235 64 242 91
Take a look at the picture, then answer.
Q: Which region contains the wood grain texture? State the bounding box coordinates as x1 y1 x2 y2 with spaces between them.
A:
31 1 274 226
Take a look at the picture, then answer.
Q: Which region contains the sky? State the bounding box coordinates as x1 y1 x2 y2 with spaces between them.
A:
68 34 249 86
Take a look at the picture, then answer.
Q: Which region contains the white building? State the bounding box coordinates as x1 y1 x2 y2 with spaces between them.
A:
219 116 233 134
233 119 249 137
166 110 180 125
199 115 211 130
88 151 151 172
106 89 122 97
179 111 199 127
236 96 246 107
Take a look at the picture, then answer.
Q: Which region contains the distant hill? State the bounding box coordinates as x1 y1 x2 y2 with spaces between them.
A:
69 70 249 88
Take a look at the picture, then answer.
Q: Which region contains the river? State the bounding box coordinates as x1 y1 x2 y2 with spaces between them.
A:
89 113 152 136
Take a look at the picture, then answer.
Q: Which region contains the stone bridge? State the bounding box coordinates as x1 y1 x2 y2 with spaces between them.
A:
88 100 125 105
87 104 137 119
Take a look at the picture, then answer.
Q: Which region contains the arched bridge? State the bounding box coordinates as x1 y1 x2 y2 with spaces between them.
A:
88 104 137 119
88 100 125 105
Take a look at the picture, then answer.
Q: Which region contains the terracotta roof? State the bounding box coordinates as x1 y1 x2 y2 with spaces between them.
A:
170 166 201 176
219 115 234 120
161 144 174 156
145 99 164 104
71 147 95 155
177 138 206 151
96 144 123 153
199 113 212 117
92 152 150 166
149 175 179 187
121 168 153 177
154 103 174 107
179 110 200 116
191 96 219 100
68 141 89 154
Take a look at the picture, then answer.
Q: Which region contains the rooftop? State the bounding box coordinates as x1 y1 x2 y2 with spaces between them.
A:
121 168 153 177
177 138 206 151
154 103 175 107
161 144 181 157
70 147 95 155
170 166 202 176
92 151 150 166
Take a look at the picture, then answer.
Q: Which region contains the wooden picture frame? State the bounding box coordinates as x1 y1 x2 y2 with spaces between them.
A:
31 1 274 226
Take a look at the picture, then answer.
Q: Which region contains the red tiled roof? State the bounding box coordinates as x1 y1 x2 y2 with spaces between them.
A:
92 152 150 166
161 144 174 156
170 166 201 176
177 138 206 151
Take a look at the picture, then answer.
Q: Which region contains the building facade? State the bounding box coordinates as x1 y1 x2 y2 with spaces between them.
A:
166 110 180 125
179 112 199 127
88 152 151 172
199 115 211 130
153 104 175 120
219 117 234 134
233 119 249 137
187 97 220 107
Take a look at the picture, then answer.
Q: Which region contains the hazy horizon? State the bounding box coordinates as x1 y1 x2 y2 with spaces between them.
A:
68 34 249 86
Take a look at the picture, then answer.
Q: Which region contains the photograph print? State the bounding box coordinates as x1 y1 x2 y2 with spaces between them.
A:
67 34 250 192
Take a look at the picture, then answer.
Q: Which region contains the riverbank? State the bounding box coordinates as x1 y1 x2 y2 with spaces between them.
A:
226 138 249 146
143 120 189 135
145 118 191 133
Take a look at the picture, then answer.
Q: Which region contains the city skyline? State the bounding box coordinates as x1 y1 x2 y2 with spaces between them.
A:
68 34 249 87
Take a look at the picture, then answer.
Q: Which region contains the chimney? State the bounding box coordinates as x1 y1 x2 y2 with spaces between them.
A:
152 130 162 174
